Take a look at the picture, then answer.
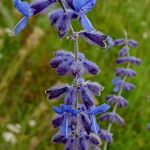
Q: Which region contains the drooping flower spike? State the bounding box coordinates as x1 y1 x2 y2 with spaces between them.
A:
45 46 111 148
11 0 57 36
102 32 141 149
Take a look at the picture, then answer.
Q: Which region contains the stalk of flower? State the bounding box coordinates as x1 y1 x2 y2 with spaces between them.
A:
101 31 142 150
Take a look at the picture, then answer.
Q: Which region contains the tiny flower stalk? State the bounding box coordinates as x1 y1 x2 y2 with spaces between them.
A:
102 31 141 150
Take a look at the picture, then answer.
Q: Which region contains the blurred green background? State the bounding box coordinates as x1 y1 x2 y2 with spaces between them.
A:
0 0 150 150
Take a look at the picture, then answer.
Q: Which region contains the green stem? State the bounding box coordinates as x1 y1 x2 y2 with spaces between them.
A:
103 30 130 150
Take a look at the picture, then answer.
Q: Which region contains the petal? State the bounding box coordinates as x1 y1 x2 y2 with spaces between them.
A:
52 106 64 114
56 61 73 76
83 60 100 75
78 135 88 150
87 104 110 115
80 113 92 134
13 0 31 16
73 0 89 12
78 31 108 47
52 134 67 144
112 77 122 85
49 9 77 38
128 39 138 48
123 82 135 91
10 17 29 36
88 133 101 145
119 46 129 57
73 0 96 13
115 68 137 77
51 115 64 128
60 104 78 116
66 0 75 10
116 57 142 66
64 87 77 105
86 82 103 96
31 0 57 15
45 86 68 100
91 115 99 134
80 86 94 108
79 13 94 32
100 112 125 125
65 138 75 150
98 129 113 143
114 39 125 46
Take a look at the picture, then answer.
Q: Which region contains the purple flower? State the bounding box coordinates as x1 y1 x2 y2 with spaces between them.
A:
64 87 77 105
80 113 92 134
86 104 110 115
115 68 137 77
31 0 57 15
50 50 100 76
112 77 135 92
45 85 69 100
83 60 100 75
116 57 142 66
98 129 113 143
11 0 57 35
52 133 67 144
114 39 125 46
49 9 78 37
80 86 94 108
78 31 108 48
66 0 96 32
119 46 129 57
100 112 125 125
51 115 64 128
128 39 138 48
53 104 79 116
78 135 88 150
88 133 101 145
65 138 75 150
86 82 103 96
106 95 128 108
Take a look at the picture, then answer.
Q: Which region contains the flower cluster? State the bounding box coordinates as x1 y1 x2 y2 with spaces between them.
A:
12 0 112 49
101 33 141 149
12 1 140 150
46 50 110 149
11 0 113 149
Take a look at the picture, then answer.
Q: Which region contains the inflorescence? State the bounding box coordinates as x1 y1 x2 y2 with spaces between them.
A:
101 32 142 150
12 0 141 150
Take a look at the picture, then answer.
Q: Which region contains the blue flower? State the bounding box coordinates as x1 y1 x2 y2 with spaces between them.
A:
112 77 135 92
11 0 57 36
67 0 97 32
86 104 110 134
53 104 80 116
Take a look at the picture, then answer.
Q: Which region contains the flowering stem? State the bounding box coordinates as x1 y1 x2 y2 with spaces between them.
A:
59 0 79 133
103 30 130 150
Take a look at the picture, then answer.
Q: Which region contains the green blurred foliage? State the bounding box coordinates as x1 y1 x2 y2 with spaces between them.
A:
0 0 150 150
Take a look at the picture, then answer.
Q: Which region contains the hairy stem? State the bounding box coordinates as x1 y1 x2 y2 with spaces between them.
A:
103 30 130 150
